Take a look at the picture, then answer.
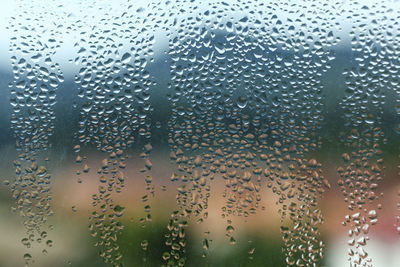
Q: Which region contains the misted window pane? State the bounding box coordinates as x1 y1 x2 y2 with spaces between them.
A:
0 0 399 266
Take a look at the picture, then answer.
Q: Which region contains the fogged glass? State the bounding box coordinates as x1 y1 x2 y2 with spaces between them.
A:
0 0 399 266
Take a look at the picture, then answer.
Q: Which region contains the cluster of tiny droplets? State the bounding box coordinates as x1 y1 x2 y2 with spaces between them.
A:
68 1 156 265
162 0 340 266
337 1 400 266
6 0 66 264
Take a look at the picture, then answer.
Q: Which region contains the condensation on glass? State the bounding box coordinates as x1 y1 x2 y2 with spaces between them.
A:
2 0 400 267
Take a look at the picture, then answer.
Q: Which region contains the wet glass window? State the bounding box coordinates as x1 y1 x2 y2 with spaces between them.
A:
0 0 399 266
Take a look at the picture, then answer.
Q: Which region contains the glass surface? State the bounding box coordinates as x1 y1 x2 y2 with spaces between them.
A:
0 0 399 266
